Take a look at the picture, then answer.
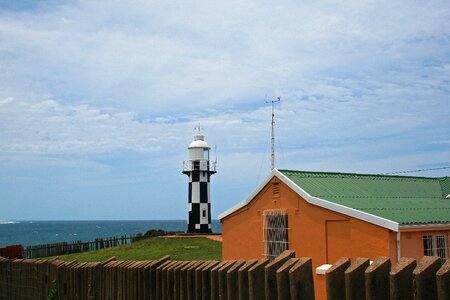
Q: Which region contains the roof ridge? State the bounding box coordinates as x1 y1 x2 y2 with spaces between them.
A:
278 169 442 180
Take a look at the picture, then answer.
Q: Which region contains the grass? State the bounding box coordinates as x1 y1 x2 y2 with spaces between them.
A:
52 237 222 262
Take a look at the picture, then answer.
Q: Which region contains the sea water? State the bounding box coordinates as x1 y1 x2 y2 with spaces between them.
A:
0 220 222 247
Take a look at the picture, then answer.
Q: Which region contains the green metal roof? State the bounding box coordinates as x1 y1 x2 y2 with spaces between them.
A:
279 170 450 225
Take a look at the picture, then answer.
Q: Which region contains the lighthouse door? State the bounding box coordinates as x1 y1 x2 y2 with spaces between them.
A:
199 203 208 224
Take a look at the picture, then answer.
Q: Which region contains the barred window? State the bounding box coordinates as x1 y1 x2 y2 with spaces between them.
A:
423 232 449 265
263 209 289 260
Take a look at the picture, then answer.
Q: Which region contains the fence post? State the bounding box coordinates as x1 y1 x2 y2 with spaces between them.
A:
437 259 450 300
237 259 257 300
248 259 269 300
180 261 198 300
210 261 230 300
390 257 416 300
137 261 148 300
140 260 153 300
344 257 369 300
201 261 220 300
174 261 191 300
288 257 315 300
276 258 298 300
148 255 170 300
187 261 203 300
226 260 246 300
138 261 151 300
218 260 237 300
364 256 390 300
156 260 173 300
325 257 350 300
167 261 184 300
0 258 10 299
413 256 440 300
92 262 103 300
265 250 296 300
195 261 211 300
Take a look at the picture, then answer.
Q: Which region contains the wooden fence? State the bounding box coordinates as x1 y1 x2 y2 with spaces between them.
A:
23 235 135 259
0 251 449 300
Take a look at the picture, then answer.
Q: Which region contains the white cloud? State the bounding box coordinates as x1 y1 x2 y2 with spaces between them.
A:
0 0 449 219
1 0 449 113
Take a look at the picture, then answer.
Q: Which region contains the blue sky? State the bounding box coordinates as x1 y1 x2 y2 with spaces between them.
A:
0 0 449 220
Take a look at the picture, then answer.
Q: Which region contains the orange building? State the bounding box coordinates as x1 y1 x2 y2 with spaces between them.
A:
219 169 450 299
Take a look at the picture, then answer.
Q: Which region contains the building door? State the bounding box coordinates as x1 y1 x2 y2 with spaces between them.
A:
326 220 350 263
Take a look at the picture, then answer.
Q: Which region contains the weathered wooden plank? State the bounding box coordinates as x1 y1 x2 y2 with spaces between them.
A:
157 260 177 300
187 261 204 300
325 257 350 300
172 261 191 300
193 261 211 300
201 261 220 300
276 258 298 300
288 257 315 300
248 259 269 300
345 257 370 300
218 260 236 300
265 250 296 300
364 256 390 300
237 259 258 300
210 261 230 300
413 256 440 300
226 260 246 300
437 259 450 300
149 255 171 300
390 257 417 300
180 261 199 300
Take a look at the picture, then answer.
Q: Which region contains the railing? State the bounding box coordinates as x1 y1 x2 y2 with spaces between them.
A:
182 160 217 172
23 235 135 259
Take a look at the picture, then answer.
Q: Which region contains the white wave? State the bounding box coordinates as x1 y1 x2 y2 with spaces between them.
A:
0 221 19 225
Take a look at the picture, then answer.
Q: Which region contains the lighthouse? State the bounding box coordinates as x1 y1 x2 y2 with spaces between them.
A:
182 127 216 233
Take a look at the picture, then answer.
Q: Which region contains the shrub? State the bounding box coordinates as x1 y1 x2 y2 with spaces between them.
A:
144 229 167 236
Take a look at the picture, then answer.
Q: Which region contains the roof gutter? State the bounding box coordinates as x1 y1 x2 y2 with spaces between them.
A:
399 223 450 232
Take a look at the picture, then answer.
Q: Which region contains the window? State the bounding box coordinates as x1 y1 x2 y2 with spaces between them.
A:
423 232 449 265
263 209 289 260
202 209 206 218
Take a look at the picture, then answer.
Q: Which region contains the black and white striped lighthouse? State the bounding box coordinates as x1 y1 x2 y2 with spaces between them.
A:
182 127 216 233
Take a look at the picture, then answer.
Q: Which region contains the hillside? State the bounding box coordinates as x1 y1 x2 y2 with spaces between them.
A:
53 237 222 262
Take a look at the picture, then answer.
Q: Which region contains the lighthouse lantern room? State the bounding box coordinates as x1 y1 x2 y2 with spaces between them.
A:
182 127 216 233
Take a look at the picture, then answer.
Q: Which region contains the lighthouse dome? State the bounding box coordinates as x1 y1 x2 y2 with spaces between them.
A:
188 134 210 149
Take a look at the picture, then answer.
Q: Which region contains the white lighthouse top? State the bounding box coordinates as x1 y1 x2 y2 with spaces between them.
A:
183 125 217 172
188 134 210 149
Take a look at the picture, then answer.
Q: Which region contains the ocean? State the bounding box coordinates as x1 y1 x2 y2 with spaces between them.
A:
0 220 222 247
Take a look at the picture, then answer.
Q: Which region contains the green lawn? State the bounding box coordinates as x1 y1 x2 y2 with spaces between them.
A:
53 237 222 262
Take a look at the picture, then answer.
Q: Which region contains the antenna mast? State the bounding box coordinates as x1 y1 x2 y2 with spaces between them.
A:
266 97 281 170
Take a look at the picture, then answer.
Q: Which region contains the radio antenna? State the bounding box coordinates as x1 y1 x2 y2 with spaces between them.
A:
266 97 281 170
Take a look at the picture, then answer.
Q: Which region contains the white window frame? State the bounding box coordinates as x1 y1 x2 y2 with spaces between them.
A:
423 232 449 265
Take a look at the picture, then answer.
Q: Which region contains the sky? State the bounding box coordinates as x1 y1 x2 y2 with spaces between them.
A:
0 0 449 220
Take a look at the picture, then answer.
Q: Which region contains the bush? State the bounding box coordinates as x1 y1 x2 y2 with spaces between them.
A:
144 229 167 236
